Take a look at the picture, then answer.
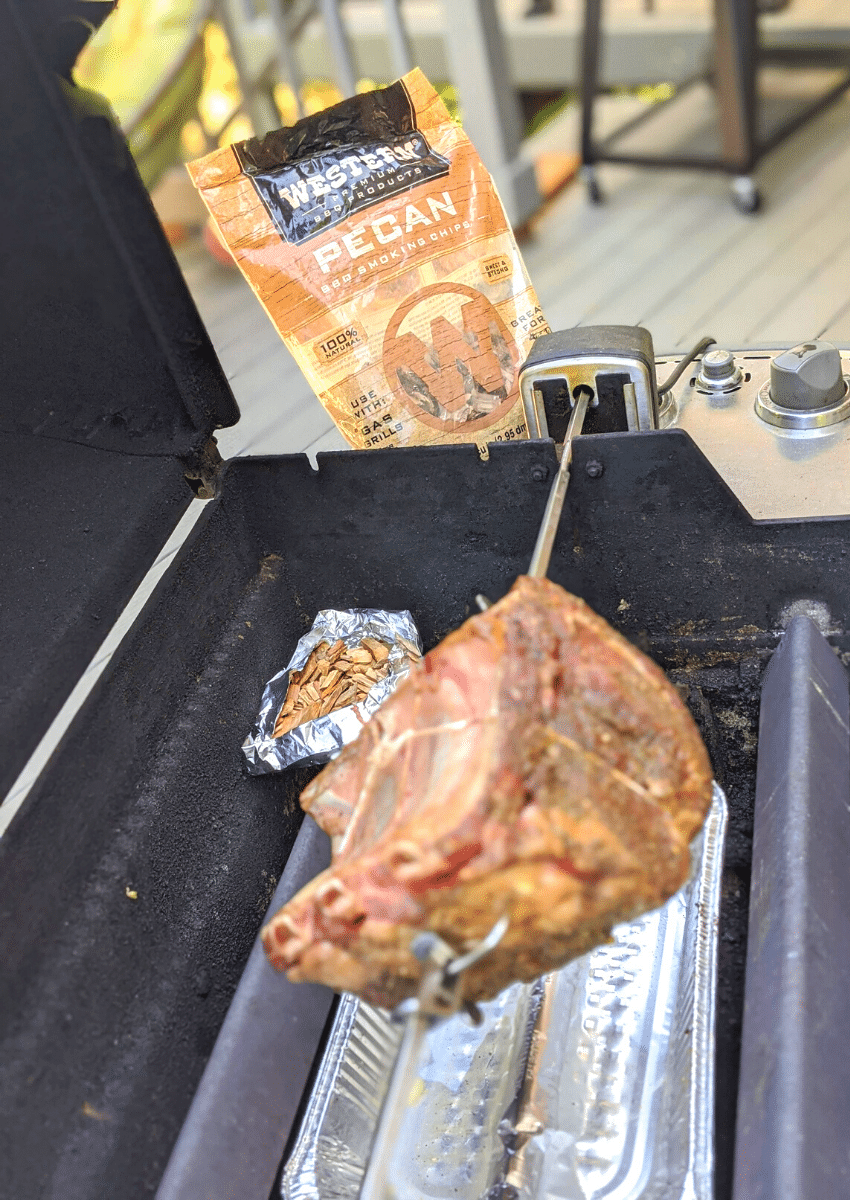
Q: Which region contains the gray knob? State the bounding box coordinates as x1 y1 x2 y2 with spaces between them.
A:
697 348 742 391
770 341 846 411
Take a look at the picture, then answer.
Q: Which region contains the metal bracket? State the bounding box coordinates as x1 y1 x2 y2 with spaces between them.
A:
182 435 224 500
518 327 659 438
359 917 509 1200
520 354 657 437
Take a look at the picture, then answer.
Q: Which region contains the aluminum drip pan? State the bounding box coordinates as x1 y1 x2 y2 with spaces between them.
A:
282 784 728 1200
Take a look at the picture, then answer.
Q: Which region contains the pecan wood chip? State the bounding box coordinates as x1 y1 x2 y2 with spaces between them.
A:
272 637 414 738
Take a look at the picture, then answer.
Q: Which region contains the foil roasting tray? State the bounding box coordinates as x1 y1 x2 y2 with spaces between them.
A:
282 784 727 1200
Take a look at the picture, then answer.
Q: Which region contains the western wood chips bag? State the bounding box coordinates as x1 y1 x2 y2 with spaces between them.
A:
188 69 549 453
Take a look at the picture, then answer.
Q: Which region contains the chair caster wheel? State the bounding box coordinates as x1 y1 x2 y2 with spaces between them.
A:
582 166 603 205
731 176 761 214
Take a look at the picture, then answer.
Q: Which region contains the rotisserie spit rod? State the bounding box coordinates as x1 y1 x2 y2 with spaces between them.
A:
359 399 589 1200
527 389 589 578
358 917 508 1200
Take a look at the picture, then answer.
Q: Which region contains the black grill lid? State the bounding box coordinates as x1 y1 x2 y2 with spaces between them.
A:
0 0 239 796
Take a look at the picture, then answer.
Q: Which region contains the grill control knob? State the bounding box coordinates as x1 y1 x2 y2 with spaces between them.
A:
770 341 846 410
756 339 850 428
696 348 743 391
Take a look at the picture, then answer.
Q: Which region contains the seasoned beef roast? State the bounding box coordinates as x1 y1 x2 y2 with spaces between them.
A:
262 576 713 1007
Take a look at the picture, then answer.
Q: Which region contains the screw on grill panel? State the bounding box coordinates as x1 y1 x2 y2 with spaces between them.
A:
530 466 549 482
585 460 604 478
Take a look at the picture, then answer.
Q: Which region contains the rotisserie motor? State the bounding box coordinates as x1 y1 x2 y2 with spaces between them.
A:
262 576 713 1007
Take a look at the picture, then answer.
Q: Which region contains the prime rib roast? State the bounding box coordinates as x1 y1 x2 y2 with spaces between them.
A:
262 576 713 1008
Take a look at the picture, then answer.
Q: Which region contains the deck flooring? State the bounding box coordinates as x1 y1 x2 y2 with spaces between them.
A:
300 0 850 90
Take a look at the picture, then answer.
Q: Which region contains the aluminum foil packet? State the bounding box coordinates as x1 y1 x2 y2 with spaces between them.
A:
242 608 422 773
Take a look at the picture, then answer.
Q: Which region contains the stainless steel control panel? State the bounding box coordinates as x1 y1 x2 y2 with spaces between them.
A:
660 344 850 521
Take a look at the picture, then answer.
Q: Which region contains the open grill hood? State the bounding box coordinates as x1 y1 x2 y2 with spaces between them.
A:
0 0 238 798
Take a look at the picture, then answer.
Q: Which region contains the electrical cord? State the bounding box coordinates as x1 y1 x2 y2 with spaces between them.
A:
658 336 716 397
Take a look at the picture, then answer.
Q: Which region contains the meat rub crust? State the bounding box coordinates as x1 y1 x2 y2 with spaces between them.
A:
262 577 713 1007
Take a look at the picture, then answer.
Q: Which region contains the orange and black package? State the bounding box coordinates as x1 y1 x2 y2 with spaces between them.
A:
188 69 549 453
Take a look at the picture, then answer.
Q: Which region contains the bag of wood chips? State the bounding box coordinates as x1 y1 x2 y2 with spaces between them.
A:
188 69 549 453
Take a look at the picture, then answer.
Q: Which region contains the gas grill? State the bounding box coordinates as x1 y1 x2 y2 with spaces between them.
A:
2 5 850 1200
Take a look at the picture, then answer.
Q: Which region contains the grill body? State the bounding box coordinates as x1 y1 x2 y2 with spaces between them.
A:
4 434 850 1197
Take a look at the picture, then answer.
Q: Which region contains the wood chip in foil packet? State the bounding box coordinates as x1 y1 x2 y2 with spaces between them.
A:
242 608 422 773
188 69 549 454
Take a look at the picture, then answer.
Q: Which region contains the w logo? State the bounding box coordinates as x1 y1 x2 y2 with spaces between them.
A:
383 283 518 431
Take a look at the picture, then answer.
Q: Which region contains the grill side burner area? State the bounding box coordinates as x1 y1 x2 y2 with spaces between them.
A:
3 435 850 1199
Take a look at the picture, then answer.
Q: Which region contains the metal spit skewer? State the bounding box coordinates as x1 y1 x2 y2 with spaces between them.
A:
476 390 591 618
528 389 591 579
359 917 509 1200
360 396 590 1198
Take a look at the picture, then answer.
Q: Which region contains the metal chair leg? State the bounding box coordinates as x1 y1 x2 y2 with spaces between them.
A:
713 0 758 172
579 0 603 199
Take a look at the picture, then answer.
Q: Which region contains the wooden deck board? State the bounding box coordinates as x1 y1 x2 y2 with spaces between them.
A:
567 186 732 330
734 198 850 344
524 170 695 310
221 327 296 387
822 300 850 343
756 238 850 345
529 84 850 346
617 95 850 346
